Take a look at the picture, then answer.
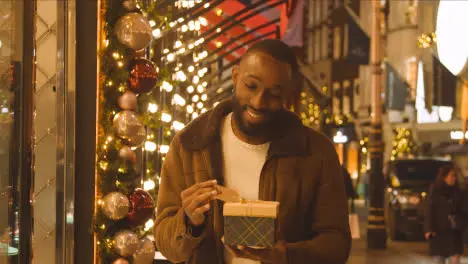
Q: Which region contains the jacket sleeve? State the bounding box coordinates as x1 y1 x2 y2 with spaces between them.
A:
424 185 434 233
284 143 351 264
154 135 205 263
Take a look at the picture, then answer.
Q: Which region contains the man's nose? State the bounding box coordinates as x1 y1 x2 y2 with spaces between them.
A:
250 90 267 109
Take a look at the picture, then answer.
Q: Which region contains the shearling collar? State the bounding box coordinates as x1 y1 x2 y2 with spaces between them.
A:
179 99 309 157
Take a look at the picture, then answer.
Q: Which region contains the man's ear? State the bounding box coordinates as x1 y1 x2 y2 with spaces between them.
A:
232 65 239 86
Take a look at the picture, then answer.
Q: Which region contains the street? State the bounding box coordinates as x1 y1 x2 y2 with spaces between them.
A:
348 200 468 263
349 236 450 264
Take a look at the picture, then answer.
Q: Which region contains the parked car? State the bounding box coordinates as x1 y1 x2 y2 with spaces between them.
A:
384 157 452 241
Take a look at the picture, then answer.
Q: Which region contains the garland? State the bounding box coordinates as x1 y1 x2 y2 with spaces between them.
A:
95 0 210 262
95 1 169 263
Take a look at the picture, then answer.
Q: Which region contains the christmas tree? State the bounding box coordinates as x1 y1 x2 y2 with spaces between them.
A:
391 127 418 161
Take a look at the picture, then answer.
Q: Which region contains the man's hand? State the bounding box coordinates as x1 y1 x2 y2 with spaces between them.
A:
225 241 287 264
181 180 219 227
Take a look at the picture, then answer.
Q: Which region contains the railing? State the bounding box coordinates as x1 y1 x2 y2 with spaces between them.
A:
159 0 283 70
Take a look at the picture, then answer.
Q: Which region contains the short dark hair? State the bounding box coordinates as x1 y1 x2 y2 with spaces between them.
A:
243 39 298 75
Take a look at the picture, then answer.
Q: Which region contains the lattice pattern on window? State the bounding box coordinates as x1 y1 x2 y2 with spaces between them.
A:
33 2 57 263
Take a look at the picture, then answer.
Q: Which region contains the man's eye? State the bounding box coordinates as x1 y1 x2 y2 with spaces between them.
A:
245 83 256 90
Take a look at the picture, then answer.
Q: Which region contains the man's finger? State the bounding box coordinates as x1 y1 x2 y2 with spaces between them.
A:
193 203 210 216
183 195 211 212
186 204 210 223
182 187 216 208
181 184 199 199
193 187 218 197
225 245 249 259
181 180 217 199
197 179 218 188
225 245 239 257
239 247 263 261
186 190 217 213
181 180 216 198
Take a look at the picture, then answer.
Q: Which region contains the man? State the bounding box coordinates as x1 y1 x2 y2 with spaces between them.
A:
341 166 357 213
342 166 357 201
154 39 351 264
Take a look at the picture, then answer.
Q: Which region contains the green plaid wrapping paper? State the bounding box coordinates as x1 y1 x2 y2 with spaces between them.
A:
224 216 276 248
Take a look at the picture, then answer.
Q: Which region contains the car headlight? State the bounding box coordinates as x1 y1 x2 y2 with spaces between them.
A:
396 194 421 205
408 196 421 205
397 195 408 204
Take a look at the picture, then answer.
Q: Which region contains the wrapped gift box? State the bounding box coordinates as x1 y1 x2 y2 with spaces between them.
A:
223 201 279 248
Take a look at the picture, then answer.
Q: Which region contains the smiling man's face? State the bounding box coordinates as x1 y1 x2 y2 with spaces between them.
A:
231 51 292 138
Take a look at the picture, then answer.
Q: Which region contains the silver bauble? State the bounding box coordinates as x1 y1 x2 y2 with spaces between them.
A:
114 230 140 257
126 126 146 147
113 111 144 140
115 13 152 51
101 192 130 220
119 146 137 163
133 237 156 264
113 258 130 264
118 91 138 110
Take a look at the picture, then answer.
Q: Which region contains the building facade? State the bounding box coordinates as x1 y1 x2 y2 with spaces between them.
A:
300 0 468 182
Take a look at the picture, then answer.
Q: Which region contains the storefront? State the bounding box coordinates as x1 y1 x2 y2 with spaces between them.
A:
332 124 361 181
0 0 155 262
3 0 286 263
0 0 94 263
415 0 468 151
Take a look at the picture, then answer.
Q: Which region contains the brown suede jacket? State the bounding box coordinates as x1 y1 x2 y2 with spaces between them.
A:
154 99 351 264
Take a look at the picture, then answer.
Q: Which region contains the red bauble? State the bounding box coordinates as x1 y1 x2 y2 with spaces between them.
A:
128 58 158 94
127 188 154 226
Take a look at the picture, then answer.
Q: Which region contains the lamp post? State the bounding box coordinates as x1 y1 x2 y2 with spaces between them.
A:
367 0 387 249
461 82 468 145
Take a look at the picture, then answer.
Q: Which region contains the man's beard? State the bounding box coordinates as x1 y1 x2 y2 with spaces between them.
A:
231 96 283 138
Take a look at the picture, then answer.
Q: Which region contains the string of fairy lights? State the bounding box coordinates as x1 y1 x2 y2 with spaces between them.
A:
153 1 212 125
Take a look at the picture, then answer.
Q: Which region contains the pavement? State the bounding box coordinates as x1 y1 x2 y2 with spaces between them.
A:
348 200 468 264
349 236 437 264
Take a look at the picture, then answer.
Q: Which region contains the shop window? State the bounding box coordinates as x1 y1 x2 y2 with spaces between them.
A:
315 0 321 24
415 60 454 123
308 0 315 26
321 25 328 59
307 32 314 63
333 26 341 60
405 56 417 101
314 31 320 62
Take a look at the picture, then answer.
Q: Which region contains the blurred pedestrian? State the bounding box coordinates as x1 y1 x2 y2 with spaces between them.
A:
358 170 370 206
342 166 357 200
424 164 465 264
342 166 357 212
